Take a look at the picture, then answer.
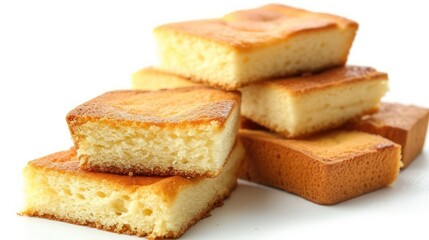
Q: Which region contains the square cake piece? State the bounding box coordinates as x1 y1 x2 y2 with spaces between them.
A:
240 66 388 138
347 103 429 168
154 4 358 89
239 130 401 205
66 87 240 177
20 142 244 239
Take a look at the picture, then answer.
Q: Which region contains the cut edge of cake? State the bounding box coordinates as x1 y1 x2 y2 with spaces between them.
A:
154 4 358 89
240 66 389 138
66 88 241 177
20 141 245 239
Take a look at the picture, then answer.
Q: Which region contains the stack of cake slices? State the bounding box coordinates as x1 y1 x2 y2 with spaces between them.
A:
20 87 245 239
20 3 429 239
132 3 429 204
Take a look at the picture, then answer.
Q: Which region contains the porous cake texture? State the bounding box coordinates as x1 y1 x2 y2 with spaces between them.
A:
155 4 358 89
347 103 429 168
239 130 401 205
20 142 245 239
131 66 388 138
240 66 388 138
66 87 240 177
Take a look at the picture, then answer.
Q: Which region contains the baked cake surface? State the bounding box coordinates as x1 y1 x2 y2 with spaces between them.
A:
240 66 388 138
20 142 244 239
239 129 401 205
347 103 429 168
66 87 240 177
155 4 358 89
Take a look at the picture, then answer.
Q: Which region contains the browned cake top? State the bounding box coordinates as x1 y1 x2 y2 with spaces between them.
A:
155 4 357 50
66 87 240 127
261 66 387 94
358 103 429 130
239 129 398 163
27 149 202 199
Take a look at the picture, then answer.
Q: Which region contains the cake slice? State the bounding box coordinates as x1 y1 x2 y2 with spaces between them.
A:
239 129 401 205
347 102 429 168
20 142 244 239
241 66 388 138
154 4 358 89
66 87 240 177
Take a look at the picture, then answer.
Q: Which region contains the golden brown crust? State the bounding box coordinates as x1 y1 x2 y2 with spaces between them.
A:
27 149 205 199
349 102 429 130
155 4 358 50
82 164 220 178
261 66 388 95
66 87 241 128
241 130 398 162
20 185 235 239
239 129 401 205
346 103 429 168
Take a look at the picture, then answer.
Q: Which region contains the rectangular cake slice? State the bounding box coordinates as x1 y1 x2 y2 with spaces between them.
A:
240 66 388 138
239 129 401 205
20 142 244 239
154 4 358 89
347 102 429 168
66 87 240 177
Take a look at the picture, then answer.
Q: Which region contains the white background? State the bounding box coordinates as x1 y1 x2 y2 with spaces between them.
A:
1 0 428 239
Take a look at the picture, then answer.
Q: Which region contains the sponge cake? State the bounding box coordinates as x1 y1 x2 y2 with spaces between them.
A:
66 87 240 177
240 66 388 138
154 4 358 89
239 129 401 205
20 142 244 239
